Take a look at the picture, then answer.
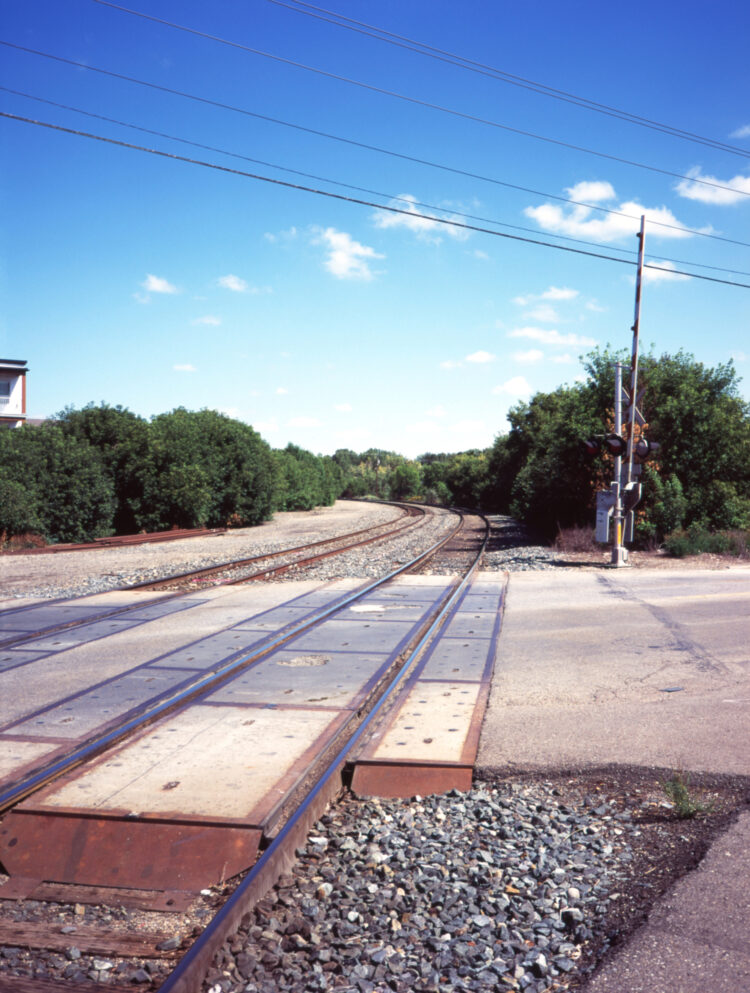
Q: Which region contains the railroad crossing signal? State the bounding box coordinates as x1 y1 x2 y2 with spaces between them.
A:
581 430 658 462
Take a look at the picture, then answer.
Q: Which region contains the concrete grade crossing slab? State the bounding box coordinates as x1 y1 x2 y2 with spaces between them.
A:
0 576 457 891
0 580 356 789
352 572 505 798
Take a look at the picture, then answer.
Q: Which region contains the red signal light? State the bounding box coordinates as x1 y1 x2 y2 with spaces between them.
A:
604 434 627 456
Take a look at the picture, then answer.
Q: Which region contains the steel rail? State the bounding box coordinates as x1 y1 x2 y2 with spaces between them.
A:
0 502 420 650
0 509 463 815
2 526 227 556
133 502 424 590
158 511 490 993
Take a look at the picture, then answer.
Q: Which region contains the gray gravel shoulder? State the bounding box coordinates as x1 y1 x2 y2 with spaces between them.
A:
482 516 561 573
0 501 404 599
202 779 639 993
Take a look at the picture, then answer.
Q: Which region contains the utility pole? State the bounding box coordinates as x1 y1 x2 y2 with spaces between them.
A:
627 216 646 487
610 215 645 567
610 362 628 566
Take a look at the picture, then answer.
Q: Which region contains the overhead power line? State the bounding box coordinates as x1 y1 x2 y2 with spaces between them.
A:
4 86 749 281
88 0 750 201
4 41 748 250
267 0 750 160
2 110 749 290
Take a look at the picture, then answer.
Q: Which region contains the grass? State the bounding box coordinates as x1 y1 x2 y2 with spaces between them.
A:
662 771 712 819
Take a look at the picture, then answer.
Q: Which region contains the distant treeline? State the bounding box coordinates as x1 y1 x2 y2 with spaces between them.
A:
2 347 749 546
0 407 342 543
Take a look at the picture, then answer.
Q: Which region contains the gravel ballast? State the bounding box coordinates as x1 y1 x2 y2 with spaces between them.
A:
0 506 561 601
0 502 409 599
203 781 637 993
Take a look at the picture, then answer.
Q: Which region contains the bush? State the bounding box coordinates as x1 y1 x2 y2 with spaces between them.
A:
664 525 733 557
0 424 114 542
554 525 599 553
0 476 40 539
140 409 276 530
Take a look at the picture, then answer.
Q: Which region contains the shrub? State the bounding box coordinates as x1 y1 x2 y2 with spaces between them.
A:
0 424 114 542
554 525 599 553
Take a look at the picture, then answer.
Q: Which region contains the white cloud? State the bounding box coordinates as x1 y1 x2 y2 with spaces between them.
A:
473 249 490 260
264 227 298 243
568 180 617 203
731 124 750 139
586 300 607 312
543 286 579 301
315 228 384 280
276 387 289 395
508 327 597 346
191 315 221 326
524 181 704 241
173 363 196 372
526 304 560 323
513 349 544 363
551 353 575 364
372 195 468 243
465 350 495 364
731 351 747 362
641 261 691 284
288 416 322 428
218 275 272 294
218 274 247 292
334 403 353 412
675 167 750 205
426 405 446 417
513 286 579 306
440 359 462 370
492 376 532 397
143 273 178 294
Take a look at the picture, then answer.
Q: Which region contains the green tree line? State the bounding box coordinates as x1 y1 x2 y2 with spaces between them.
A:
0 406 346 543
2 348 748 546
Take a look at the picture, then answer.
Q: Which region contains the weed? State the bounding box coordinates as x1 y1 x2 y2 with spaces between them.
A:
554 525 600 553
662 771 711 819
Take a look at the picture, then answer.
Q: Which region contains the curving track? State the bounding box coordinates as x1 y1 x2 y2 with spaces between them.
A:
0 508 501 992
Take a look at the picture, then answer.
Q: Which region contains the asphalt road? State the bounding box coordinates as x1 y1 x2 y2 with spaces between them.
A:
478 565 750 776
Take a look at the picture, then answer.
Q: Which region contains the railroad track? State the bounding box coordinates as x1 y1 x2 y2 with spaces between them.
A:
3 526 228 556
0 502 427 654
0 509 496 991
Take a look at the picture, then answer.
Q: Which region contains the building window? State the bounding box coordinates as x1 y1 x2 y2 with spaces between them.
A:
0 381 10 404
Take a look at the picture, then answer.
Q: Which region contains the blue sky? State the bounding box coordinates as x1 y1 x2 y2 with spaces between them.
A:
2 0 749 457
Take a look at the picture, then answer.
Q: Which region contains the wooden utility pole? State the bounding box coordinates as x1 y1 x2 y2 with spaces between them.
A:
610 215 646 567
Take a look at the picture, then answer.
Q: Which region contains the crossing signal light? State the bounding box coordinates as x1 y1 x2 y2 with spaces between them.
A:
604 434 627 457
581 437 602 457
633 437 660 460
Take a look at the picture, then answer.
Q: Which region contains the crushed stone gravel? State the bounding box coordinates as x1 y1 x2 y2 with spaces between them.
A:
201 780 637 993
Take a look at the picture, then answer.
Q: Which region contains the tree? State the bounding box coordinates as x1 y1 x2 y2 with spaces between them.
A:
55 403 150 533
140 408 275 530
0 424 114 542
388 461 423 500
490 347 750 541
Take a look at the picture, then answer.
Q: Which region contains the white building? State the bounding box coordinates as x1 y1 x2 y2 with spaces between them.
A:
0 359 28 428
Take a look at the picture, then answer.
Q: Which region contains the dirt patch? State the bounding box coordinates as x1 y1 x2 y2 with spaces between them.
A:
477 764 750 988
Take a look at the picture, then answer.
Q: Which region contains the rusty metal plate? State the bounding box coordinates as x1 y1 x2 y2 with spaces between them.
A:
0 810 262 891
351 761 473 799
